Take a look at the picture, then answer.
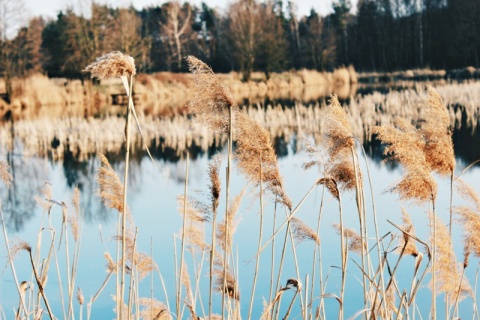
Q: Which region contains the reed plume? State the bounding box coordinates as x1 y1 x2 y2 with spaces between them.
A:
177 195 209 253
333 224 363 254
0 161 12 187
430 214 471 302
84 51 136 80
235 112 292 209
420 86 455 175
216 190 244 255
316 177 340 200
138 298 171 320
69 187 81 242
290 217 320 244
34 183 54 212
105 252 117 273
325 96 358 189
209 154 223 214
455 179 480 257
97 154 126 214
186 55 236 134
214 267 240 301
371 118 437 203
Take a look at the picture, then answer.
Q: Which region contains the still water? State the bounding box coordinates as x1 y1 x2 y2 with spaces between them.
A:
1 94 480 319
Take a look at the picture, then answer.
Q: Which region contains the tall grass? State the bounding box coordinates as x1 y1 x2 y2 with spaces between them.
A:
1 54 480 320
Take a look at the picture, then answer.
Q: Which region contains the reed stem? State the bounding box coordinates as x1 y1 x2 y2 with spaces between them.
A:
248 156 264 320
120 74 134 319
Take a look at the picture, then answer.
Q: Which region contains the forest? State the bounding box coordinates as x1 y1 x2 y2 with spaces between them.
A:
1 0 479 83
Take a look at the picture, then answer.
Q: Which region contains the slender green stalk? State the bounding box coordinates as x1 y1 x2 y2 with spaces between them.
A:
338 193 346 320
248 156 264 319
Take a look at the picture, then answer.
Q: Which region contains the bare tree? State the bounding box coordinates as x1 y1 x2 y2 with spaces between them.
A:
0 0 25 98
227 0 260 81
161 1 193 71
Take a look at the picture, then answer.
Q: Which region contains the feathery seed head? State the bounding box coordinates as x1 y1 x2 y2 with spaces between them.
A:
290 217 320 244
187 55 236 134
84 51 136 79
317 178 340 200
430 214 472 301
208 154 223 213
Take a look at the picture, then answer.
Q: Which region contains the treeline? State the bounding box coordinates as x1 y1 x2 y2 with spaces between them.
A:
1 0 479 84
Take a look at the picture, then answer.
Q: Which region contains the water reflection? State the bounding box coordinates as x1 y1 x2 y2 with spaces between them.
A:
2 81 480 232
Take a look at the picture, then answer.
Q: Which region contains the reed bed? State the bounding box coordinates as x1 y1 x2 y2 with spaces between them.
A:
1 54 480 320
1 81 480 162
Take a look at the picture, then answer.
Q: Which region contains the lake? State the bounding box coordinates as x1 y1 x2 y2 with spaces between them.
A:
1 81 480 319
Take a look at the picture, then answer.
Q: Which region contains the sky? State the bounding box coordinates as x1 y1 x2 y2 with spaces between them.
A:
24 0 347 20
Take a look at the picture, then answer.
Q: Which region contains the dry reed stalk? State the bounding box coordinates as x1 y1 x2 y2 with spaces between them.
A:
399 208 419 257
248 158 264 320
85 51 137 319
216 190 244 256
372 86 456 318
235 112 292 210
77 287 84 320
186 55 236 318
304 95 367 317
177 154 189 320
10 239 54 319
0 162 28 318
208 154 222 319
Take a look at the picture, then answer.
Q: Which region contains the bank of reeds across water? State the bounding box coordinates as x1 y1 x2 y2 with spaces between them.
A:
0 66 357 121
1 81 479 162
1 52 480 320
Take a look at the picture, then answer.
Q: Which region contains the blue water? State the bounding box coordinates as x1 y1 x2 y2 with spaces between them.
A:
1 139 480 319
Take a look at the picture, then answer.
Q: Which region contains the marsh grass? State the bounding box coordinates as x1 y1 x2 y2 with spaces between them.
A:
2 54 480 320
